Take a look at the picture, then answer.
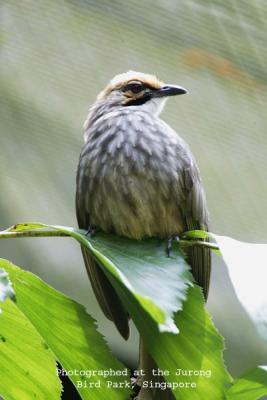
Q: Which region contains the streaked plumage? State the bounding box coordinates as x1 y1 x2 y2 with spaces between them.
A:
76 71 211 342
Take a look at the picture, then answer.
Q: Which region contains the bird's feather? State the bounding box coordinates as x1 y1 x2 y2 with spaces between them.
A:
76 162 130 340
76 105 211 339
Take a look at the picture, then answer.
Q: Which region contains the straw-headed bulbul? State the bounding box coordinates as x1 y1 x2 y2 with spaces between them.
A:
76 71 211 395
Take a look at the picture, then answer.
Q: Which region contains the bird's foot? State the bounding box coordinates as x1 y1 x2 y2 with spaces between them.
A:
166 234 180 257
85 225 97 237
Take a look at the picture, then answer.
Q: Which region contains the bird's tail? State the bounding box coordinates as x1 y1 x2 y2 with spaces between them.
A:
136 338 175 400
81 247 130 339
187 244 211 300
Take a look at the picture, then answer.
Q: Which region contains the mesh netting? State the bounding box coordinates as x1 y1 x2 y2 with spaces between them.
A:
1 0 267 373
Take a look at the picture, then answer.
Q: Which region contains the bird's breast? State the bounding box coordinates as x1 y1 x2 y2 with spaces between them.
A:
79 110 186 238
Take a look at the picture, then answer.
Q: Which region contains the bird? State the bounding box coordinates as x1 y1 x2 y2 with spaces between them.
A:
76 71 211 399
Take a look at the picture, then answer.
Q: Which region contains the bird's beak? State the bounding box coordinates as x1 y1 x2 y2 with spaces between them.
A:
152 84 188 98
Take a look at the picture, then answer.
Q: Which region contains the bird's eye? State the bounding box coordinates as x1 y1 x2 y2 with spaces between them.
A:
123 82 144 94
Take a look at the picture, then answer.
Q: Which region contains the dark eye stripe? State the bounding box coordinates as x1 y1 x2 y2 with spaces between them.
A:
123 93 152 107
122 82 145 94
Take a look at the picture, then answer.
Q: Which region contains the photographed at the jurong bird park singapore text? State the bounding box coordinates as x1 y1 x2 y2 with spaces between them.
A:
0 1 266 400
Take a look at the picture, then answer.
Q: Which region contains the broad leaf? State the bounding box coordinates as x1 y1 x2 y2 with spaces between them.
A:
87 233 192 332
2 224 232 399
213 235 267 346
226 366 267 400
4 223 192 333
82 234 232 399
0 298 62 400
1 259 131 400
109 278 231 400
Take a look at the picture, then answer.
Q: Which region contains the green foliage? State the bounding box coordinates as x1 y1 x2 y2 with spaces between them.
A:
226 367 267 400
0 296 62 400
128 285 232 400
3 222 193 332
0 223 267 399
0 258 130 400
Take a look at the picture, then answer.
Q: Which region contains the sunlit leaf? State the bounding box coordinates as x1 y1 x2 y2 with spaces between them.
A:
1 259 131 400
226 366 267 400
108 278 232 400
1 223 232 399
0 289 61 400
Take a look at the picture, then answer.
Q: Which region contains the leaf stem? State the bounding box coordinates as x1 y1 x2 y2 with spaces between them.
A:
0 228 220 251
179 240 219 251
0 230 68 239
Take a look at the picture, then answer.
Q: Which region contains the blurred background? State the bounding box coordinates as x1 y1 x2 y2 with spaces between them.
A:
1 0 267 384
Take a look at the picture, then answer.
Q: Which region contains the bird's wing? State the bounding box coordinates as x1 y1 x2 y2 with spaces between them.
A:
159 120 211 299
76 151 130 340
182 164 211 299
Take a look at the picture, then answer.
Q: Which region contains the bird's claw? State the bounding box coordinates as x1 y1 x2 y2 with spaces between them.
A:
85 225 97 237
166 234 180 257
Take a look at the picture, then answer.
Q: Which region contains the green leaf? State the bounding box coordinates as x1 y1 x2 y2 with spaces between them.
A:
87 233 192 332
47 226 231 399
226 366 267 400
0 267 14 303
2 223 232 399
0 259 131 400
77 236 232 399
4 222 46 232
212 235 267 346
182 230 211 240
0 299 62 400
111 280 232 400
5 223 192 333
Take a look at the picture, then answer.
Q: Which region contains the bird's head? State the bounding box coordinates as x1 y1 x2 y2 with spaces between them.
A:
97 70 187 116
